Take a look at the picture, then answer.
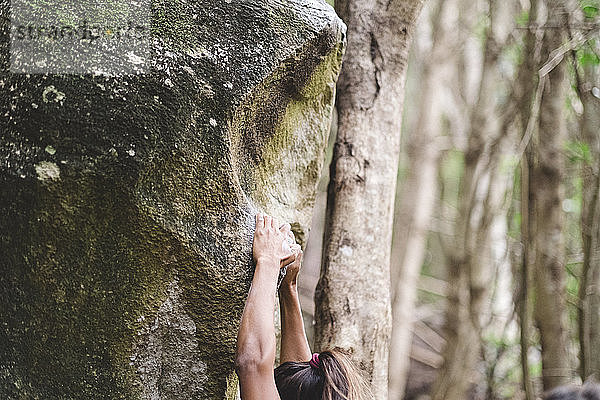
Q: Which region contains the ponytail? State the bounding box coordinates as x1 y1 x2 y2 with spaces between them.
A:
274 347 373 400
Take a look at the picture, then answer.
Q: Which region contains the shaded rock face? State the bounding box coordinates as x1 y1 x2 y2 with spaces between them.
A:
0 0 345 398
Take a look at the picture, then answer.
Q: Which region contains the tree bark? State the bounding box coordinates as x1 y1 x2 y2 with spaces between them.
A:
313 0 426 398
578 37 600 381
515 2 539 398
519 152 537 400
531 0 571 391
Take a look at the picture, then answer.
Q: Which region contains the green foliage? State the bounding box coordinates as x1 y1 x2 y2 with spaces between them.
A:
580 0 600 18
578 50 600 68
529 359 542 378
565 141 592 165
583 6 599 18
516 10 530 27
504 40 524 67
576 39 600 69
509 211 522 239
574 5 600 75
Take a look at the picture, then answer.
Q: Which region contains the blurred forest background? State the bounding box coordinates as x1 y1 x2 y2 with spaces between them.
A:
300 0 600 399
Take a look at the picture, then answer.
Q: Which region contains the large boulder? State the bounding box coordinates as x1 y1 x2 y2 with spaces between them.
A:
0 0 345 398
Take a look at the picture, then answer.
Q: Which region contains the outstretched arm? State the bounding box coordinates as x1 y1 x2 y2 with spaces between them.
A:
278 224 312 364
235 213 294 400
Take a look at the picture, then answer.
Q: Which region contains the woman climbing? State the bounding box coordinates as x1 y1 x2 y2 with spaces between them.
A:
235 212 371 400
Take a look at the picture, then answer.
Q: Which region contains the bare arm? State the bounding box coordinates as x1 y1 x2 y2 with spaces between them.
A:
279 278 312 363
235 213 294 400
277 225 312 364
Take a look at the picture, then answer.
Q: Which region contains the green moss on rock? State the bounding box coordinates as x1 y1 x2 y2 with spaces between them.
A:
0 0 346 399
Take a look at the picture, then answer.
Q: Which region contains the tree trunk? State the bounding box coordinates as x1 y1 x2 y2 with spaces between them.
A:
519 153 537 400
531 0 571 391
515 2 539 398
313 0 426 398
578 38 600 381
0 1 345 398
388 1 448 397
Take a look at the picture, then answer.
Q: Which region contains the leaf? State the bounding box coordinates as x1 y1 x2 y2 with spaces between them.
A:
580 0 600 18
583 5 599 18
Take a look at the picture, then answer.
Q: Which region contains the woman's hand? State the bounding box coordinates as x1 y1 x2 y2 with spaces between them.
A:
237 213 296 400
252 213 295 269
278 223 303 288
276 223 311 364
281 247 302 288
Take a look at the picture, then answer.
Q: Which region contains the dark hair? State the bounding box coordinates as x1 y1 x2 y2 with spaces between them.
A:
274 347 372 400
543 383 600 400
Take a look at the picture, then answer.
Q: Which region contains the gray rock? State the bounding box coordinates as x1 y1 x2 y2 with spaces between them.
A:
0 0 345 398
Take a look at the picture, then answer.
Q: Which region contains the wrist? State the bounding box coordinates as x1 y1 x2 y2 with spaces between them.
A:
279 282 298 296
255 256 280 271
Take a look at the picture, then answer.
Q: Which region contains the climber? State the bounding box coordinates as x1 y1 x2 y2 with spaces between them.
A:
235 213 371 400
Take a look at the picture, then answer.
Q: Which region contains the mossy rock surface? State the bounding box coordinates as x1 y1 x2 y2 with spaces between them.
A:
0 0 345 398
